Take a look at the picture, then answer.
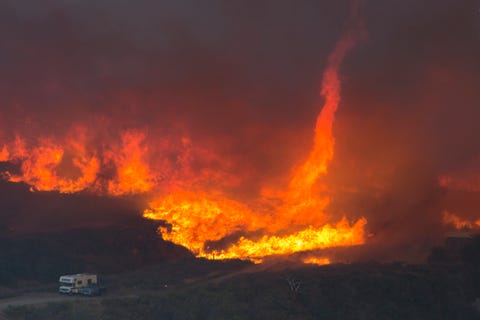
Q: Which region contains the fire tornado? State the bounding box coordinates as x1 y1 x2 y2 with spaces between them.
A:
143 4 368 262
2 0 479 264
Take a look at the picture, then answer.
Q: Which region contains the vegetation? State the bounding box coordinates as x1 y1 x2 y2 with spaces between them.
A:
4 261 480 320
0 219 191 289
4 229 480 319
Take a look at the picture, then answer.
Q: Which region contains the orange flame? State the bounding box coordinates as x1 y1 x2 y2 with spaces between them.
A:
442 211 480 230
7 135 100 193
143 190 259 256
303 256 331 266
1 129 154 195
0 3 368 264
209 218 366 260
106 131 155 195
0 145 9 162
143 8 367 263
289 25 360 200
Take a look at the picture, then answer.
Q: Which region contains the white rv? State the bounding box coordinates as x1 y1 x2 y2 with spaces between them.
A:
59 274 98 294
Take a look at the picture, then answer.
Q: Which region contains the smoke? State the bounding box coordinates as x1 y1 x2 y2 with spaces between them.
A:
325 0 480 260
1 0 480 261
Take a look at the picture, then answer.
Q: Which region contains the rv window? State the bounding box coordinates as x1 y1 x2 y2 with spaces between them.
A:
60 282 73 287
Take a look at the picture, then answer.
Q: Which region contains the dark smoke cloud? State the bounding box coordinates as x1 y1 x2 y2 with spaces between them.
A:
1 0 480 261
326 0 480 260
0 0 350 188
0 1 346 130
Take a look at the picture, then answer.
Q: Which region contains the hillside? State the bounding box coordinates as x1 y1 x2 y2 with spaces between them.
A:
3 261 480 320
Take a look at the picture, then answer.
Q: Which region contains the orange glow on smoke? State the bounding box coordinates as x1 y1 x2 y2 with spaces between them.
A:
143 16 367 263
439 174 480 192
0 6 367 264
442 211 480 230
0 145 9 162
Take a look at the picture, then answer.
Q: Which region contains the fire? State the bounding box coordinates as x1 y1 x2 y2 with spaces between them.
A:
0 3 368 264
208 218 366 260
0 130 153 195
6 135 100 193
288 25 359 200
106 131 155 195
303 256 331 266
144 190 366 260
143 190 259 256
442 211 480 230
0 145 9 161
143 7 367 263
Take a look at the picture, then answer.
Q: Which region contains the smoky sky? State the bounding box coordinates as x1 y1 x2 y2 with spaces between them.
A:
1 0 480 260
329 0 480 260
0 0 347 133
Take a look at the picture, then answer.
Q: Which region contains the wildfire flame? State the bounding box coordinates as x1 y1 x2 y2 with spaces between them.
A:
143 7 367 263
5 133 100 193
105 131 155 195
0 130 153 195
143 190 367 260
0 145 9 162
303 256 331 266
0 3 368 264
442 211 480 230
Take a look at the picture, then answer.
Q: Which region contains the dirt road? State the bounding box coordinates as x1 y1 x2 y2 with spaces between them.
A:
0 293 90 310
0 292 139 319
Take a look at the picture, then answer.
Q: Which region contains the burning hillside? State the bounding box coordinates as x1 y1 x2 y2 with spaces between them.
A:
1 0 480 264
0 9 367 263
143 5 368 261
